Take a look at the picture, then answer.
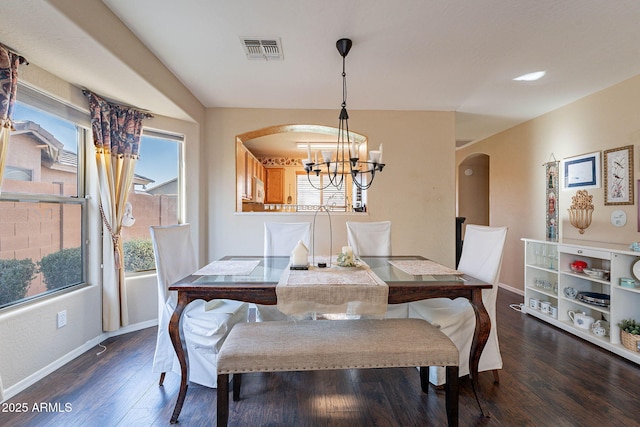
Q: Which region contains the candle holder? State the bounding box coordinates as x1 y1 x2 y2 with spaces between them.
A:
311 205 332 267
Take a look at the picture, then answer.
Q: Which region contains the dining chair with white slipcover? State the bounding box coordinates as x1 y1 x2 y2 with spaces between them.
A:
346 220 392 257
257 222 312 321
408 224 508 385
346 220 406 318
150 224 248 388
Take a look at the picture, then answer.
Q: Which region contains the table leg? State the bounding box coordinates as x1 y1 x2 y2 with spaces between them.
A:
468 288 490 387
169 294 189 424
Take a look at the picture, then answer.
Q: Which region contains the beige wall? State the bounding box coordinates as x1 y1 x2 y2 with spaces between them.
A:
206 108 457 266
457 74 640 292
0 1 205 399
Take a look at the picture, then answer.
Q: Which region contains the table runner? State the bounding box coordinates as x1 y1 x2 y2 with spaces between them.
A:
276 256 388 317
388 259 463 276
194 260 260 276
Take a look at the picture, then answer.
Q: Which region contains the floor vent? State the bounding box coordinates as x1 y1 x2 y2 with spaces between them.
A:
240 37 284 61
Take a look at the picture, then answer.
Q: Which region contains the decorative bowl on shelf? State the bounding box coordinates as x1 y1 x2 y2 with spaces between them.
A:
570 260 588 273
583 268 609 280
563 286 578 299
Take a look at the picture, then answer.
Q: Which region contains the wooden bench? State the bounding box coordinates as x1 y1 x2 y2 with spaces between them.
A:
217 318 459 426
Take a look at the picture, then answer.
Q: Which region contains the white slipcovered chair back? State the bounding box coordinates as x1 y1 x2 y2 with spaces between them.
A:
150 224 248 388
258 222 311 321
152 224 197 309
457 224 507 285
346 221 392 257
346 220 406 318
408 224 508 385
264 222 311 256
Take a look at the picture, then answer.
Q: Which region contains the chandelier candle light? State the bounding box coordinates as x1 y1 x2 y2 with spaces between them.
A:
303 38 385 190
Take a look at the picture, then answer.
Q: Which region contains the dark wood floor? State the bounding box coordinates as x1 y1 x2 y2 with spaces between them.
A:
2 288 640 427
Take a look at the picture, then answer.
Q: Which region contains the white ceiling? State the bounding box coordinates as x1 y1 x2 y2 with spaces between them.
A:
2 0 640 146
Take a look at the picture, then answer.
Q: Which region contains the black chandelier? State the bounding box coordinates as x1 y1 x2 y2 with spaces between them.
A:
303 38 384 191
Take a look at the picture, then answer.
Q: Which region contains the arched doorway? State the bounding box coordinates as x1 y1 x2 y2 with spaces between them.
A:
457 153 490 226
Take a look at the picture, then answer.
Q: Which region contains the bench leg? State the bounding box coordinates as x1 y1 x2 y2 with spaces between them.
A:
419 366 429 393
233 373 242 401
217 374 229 427
444 366 459 427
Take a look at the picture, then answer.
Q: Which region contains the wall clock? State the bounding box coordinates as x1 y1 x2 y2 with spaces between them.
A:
610 209 627 227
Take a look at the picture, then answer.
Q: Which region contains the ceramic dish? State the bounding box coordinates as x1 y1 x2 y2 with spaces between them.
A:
632 259 640 281
563 286 578 299
577 291 610 307
583 268 609 280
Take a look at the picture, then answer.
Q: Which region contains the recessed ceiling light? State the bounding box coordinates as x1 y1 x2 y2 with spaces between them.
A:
513 71 546 81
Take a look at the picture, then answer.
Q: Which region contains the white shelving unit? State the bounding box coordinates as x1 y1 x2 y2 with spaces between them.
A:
522 238 640 364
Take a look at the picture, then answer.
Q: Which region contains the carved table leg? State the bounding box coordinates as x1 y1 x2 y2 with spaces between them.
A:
469 288 490 387
169 293 190 424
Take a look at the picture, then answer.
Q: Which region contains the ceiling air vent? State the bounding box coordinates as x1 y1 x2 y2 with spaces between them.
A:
240 37 284 61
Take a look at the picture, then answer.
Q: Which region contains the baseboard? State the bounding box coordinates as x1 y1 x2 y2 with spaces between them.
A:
1 319 157 402
105 319 158 338
498 282 524 296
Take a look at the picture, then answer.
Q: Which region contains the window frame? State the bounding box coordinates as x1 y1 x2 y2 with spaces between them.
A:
0 84 89 310
121 128 184 276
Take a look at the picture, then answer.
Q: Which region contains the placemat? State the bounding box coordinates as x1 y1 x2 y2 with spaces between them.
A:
277 256 388 317
194 260 260 276
388 259 463 276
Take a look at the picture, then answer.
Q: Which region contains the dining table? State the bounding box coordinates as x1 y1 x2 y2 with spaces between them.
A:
167 255 492 424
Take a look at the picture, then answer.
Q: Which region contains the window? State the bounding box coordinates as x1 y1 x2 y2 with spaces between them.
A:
121 131 182 273
296 173 349 211
0 88 87 309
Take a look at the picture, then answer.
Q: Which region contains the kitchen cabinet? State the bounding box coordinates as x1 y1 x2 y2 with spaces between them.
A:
522 238 640 364
265 168 284 204
236 140 265 206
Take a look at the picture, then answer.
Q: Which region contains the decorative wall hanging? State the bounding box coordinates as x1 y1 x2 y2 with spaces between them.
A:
568 189 594 234
545 156 559 241
562 151 601 190
604 145 634 205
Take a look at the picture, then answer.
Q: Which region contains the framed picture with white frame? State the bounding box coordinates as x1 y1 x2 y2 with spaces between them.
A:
562 152 601 190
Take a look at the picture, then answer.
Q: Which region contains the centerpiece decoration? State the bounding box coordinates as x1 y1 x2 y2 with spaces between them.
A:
337 245 357 267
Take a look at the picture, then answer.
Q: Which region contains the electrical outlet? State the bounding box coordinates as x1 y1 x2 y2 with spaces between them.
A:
57 310 67 328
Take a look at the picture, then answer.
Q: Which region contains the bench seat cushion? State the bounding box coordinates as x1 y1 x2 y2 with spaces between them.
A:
217 318 458 374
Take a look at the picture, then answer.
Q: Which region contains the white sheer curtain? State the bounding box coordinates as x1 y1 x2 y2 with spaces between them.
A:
86 91 150 331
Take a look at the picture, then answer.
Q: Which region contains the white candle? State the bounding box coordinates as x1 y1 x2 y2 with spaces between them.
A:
315 150 319 165
379 144 383 163
306 142 312 161
350 136 356 158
